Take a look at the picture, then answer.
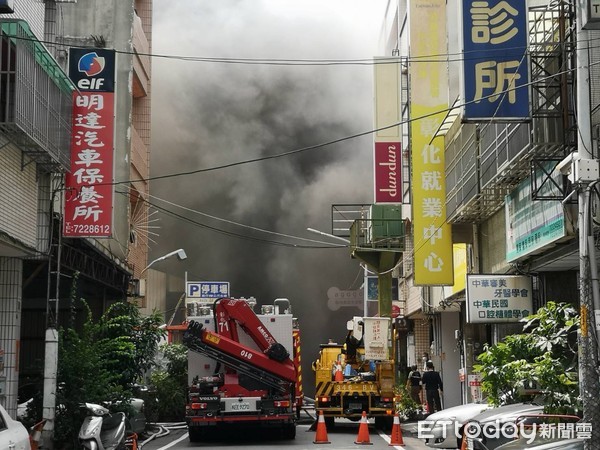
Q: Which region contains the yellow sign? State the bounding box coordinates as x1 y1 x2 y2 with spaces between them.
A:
333 382 378 394
409 0 454 285
446 244 467 298
206 333 221 345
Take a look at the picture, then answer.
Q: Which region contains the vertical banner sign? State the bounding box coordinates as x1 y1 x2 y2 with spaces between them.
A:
409 0 454 285
374 142 402 203
373 58 402 204
64 49 116 237
462 0 529 120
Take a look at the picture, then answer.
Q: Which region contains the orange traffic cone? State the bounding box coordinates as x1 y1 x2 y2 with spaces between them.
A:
354 411 373 445
389 413 404 446
334 360 344 381
29 420 46 450
313 411 331 444
460 433 468 450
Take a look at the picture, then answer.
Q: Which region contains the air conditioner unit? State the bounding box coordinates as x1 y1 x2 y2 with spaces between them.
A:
129 278 146 297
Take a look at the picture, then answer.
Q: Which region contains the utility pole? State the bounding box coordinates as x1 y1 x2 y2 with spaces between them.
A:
42 188 62 450
575 0 600 446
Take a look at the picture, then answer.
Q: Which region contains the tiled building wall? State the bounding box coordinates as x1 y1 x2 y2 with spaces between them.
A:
130 0 152 278
413 318 431 368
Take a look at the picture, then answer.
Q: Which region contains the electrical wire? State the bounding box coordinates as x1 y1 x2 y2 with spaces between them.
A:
134 189 349 247
409 1 582 262
116 190 351 249
63 1 589 259
101 60 592 189
13 28 600 67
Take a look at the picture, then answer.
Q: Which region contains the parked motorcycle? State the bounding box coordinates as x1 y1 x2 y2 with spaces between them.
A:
78 402 138 450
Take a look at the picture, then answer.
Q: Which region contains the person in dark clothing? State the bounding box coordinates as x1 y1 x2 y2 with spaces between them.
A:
406 365 422 404
421 360 443 413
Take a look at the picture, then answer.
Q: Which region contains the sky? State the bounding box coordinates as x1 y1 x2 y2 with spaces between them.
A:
150 0 390 395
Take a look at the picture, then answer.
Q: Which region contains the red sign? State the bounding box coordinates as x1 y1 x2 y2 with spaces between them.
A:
374 142 402 203
63 92 114 237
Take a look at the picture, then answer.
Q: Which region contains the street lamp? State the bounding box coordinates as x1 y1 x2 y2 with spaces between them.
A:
142 248 187 274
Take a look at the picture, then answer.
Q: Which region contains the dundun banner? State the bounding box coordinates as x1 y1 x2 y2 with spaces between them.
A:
409 0 453 285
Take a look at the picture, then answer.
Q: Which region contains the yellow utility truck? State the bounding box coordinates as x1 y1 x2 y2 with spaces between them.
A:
312 316 396 429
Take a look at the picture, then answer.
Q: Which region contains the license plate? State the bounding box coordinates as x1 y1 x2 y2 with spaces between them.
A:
231 402 250 411
349 402 363 410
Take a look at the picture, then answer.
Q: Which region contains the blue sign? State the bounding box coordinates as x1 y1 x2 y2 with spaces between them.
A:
186 281 230 299
68 48 116 92
462 0 529 120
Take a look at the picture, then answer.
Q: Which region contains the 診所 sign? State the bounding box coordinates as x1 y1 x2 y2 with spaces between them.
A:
466 274 532 323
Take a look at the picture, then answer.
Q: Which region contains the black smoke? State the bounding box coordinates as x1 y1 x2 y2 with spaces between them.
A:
150 0 385 396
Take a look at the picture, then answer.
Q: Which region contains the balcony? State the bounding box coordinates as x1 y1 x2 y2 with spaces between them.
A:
0 19 74 172
349 217 405 252
132 12 150 98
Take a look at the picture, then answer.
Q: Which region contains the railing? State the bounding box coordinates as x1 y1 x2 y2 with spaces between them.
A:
349 218 405 251
444 1 576 224
0 19 74 172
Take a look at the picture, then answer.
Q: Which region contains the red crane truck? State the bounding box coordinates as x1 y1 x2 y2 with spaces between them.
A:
182 297 300 441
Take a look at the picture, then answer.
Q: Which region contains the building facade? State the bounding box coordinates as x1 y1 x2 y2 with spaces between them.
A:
376 0 600 406
0 0 153 417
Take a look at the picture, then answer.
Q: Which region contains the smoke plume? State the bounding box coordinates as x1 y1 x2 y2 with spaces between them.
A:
151 0 386 396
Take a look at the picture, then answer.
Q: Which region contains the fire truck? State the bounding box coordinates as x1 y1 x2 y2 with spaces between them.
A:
312 316 397 430
182 297 301 441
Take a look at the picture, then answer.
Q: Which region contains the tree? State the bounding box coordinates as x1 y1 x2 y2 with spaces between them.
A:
25 282 166 449
150 343 188 421
474 302 580 414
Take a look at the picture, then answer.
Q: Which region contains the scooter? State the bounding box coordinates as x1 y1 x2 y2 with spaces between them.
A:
79 402 137 450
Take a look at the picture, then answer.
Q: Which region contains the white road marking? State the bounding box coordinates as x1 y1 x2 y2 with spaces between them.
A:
155 432 189 450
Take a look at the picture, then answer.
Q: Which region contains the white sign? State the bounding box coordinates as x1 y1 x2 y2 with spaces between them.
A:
466 275 533 323
186 281 230 299
362 317 390 360
327 287 362 311
468 374 483 403
592 1 600 20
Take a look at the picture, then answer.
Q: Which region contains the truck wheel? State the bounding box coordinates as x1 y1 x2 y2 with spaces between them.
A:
282 424 296 439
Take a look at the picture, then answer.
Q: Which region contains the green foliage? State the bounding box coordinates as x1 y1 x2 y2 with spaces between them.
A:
474 302 580 414
24 278 166 449
149 343 188 421
394 383 421 421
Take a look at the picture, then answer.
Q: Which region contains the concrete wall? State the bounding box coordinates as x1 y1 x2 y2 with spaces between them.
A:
479 208 510 274
59 0 136 263
439 312 461 408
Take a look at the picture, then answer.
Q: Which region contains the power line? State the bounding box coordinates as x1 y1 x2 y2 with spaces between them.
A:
116 190 350 249
107 59 592 188
13 29 600 67
141 190 349 247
